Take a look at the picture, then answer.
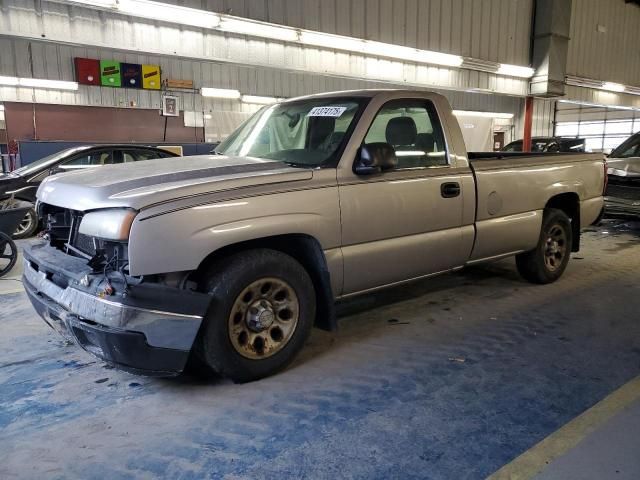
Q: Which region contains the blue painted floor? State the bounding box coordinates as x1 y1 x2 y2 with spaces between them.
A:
1 221 640 479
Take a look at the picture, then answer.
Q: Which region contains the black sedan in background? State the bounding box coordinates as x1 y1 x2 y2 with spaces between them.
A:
502 137 586 153
0 145 178 238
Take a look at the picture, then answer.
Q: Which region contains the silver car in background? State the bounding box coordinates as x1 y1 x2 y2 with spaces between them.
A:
607 132 640 178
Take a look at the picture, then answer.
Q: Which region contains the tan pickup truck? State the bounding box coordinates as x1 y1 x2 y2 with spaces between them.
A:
24 90 606 382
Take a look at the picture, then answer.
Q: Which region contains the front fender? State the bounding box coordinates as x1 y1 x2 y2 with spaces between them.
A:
127 187 341 276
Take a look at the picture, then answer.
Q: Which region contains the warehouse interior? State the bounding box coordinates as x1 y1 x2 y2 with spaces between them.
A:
1 0 640 479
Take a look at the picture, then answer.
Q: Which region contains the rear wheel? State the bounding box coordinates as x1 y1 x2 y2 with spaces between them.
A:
195 249 315 383
516 208 572 284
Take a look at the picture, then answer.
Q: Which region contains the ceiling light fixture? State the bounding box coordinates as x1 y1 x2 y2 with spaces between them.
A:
219 17 298 42
241 95 283 105
119 0 221 29
452 110 514 119
299 31 463 68
601 82 625 93
497 64 535 78
200 87 241 99
0 76 78 90
0 76 20 86
18 78 79 90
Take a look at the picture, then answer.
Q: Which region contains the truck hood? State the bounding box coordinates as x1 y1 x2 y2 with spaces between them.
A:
37 155 313 211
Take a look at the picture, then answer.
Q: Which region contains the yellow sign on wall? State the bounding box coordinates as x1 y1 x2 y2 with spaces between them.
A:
142 65 161 90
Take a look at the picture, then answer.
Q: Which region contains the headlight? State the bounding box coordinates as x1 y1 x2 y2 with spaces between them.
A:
79 209 137 241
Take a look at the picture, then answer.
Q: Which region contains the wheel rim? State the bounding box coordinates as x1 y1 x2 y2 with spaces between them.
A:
544 224 567 272
228 277 300 359
14 211 33 237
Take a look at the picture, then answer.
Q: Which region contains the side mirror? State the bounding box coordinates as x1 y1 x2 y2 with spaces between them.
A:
49 167 63 176
354 143 397 175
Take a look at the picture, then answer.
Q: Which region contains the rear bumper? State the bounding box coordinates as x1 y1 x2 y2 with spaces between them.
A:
22 242 212 375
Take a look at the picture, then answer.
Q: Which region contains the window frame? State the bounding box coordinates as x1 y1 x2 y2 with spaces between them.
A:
58 148 114 170
359 98 450 172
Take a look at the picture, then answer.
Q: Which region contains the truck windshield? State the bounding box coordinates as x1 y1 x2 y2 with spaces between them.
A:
214 97 367 167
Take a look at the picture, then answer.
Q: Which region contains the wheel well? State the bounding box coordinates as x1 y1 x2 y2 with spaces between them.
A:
546 193 580 252
195 234 337 331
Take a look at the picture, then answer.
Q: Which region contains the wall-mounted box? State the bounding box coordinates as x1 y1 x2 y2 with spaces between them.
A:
74 58 101 86
121 63 143 89
142 65 161 90
100 60 121 87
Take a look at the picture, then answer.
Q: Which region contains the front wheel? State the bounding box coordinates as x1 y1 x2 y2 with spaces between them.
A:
195 249 316 383
516 208 573 284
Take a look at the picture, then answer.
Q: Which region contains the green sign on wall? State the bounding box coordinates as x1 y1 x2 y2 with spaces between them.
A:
100 60 121 87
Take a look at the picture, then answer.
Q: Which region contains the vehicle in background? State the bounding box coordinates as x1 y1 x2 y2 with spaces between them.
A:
0 145 178 238
606 132 640 179
502 137 587 153
24 90 605 382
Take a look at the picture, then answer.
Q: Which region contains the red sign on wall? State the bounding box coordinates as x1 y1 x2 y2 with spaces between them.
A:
74 58 100 86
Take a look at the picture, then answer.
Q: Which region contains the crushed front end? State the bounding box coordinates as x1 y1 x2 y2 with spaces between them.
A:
22 203 211 376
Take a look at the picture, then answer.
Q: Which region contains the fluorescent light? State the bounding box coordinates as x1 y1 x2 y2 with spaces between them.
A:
601 82 625 93
0 76 19 86
299 31 463 68
201 87 241 99
64 0 117 6
219 17 298 42
241 95 282 105
18 78 79 90
453 110 514 119
299 31 366 53
0 76 78 90
120 0 221 29
497 64 535 78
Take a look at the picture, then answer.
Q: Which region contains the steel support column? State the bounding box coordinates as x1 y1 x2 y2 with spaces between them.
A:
523 96 534 152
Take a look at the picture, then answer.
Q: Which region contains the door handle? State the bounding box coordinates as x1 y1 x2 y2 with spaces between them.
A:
441 182 461 198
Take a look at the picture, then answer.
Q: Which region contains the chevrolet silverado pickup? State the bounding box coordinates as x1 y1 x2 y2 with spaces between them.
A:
23 90 606 382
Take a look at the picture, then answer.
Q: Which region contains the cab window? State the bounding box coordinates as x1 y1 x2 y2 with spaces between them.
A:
364 100 447 168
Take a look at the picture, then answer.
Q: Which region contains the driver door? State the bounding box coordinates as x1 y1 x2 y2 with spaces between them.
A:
338 98 472 295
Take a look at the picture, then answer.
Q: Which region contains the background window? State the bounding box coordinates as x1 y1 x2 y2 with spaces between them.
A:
364 100 447 168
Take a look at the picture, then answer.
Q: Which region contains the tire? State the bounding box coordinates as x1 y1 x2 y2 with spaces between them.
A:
0 232 18 278
516 208 573 284
12 207 38 239
195 249 316 383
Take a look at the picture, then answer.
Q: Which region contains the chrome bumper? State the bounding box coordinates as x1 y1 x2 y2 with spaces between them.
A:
22 242 211 352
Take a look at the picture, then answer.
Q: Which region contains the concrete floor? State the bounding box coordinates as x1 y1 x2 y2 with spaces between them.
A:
1 220 640 479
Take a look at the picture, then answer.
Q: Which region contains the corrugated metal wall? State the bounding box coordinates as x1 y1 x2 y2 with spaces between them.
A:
567 0 640 86
0 0 530 97
163 0 534 66
0 37 523 113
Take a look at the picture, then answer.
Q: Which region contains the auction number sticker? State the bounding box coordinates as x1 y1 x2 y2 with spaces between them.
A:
307 106 347 117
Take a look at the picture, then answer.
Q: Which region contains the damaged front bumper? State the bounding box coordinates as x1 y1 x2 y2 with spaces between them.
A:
22 242 211 376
